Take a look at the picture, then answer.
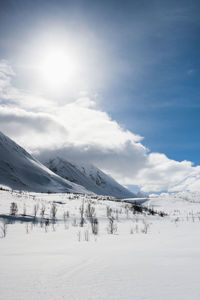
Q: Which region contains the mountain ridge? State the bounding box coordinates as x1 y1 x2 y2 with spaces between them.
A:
45 156 135 198
0 132 89 194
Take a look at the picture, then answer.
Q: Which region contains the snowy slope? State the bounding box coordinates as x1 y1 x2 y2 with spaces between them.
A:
0 132 89 194
45 157 135 198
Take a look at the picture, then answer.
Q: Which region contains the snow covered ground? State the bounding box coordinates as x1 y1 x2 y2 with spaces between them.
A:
1 189 200 300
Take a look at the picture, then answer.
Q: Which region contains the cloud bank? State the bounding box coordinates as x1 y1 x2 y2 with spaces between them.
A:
1 60 200 193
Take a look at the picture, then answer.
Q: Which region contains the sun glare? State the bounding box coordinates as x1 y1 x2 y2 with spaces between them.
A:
21 30 107 95
40 47 81 89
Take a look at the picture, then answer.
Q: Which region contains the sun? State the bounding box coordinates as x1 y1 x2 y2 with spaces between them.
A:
40 47 80 89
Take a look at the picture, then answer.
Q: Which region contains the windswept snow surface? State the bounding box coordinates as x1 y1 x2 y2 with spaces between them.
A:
1 190 200 300
45 157 135 198
0 132 90 194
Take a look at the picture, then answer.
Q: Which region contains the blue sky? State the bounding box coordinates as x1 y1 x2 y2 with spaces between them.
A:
0 0 200 192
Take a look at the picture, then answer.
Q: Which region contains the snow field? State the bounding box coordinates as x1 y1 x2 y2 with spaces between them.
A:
1 190 200 300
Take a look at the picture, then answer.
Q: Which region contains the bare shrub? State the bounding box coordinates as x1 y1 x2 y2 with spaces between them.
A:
125 207 129 219
130 222 139 234
33 203 39 217
79 200 85 227
0 220 8 238
107 217 117 234
174 217 179 225
72 218 78 227
85 203 98 234
90 217 99 235
141 220 150 234
10 202 18 216
63 212 69 229
51 203 57 218
86 203 95 218
115 209 119 221
192 213 195 222
78 230 81 242
45 218 50 232
40 204 46 217
106 206 112 218
84 229 89 241
40 218 44 228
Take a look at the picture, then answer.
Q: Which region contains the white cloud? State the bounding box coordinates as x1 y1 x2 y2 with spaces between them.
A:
1 59 200 193
132 153 199 192
52 100 143 148
0 106 68 150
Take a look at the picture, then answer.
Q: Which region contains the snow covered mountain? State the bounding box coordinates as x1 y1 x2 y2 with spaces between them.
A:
0 132 89 194
45 157 135 198
0 131 135 197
